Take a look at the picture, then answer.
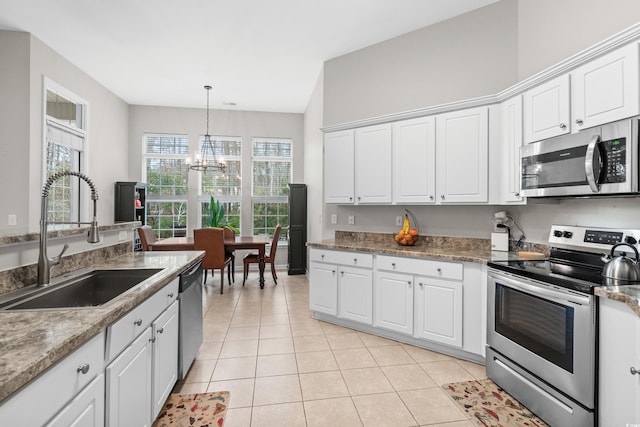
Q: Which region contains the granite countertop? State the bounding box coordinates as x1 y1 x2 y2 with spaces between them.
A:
0 250 204 403
595 285 640 316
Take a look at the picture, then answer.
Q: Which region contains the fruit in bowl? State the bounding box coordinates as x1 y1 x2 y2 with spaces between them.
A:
395 214 419 246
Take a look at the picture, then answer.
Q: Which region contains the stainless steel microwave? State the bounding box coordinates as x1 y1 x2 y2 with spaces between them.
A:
520 117 639 197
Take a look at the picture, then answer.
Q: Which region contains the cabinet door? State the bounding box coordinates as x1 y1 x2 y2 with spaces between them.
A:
392 116 436 204
106 328 153 427
523 74 570 143
324 130 355 204
414 276 462 348
374 271 413 335
572 43 640 131
152 301 179 420
500 96 525 203
309 261 338 316
46 375 105 427
598 298 640 426
338 265 373 324
436 107 488 203
355 124 392 204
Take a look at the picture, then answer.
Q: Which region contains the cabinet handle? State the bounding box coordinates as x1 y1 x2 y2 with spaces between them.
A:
408 281 412 288
167 293 174 298
441 194 445 200
515 192 520 197
631 367 639 375
418 282 424 287
437 268 442 273
429 195 434 200
353 258 358 264
149 337 156 343
357 196 361 201
559 123 567 129
157 327 164 334
331 270 336 275
134 319 143 326
340 271 344 277
391 262 396 268
321 254 325 260
77 364 90 375
349 196 353 201
576 119 583 126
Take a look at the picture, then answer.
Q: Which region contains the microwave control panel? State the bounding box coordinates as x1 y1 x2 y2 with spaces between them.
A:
602 137 626 183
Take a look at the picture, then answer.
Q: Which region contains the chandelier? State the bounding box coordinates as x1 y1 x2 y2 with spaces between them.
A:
186 85 226 173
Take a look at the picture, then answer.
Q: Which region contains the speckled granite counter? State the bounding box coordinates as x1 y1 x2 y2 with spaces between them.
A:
0 250 204 403
595 285 640 317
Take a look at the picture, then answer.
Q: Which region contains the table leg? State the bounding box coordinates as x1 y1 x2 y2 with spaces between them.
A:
258 246 265 289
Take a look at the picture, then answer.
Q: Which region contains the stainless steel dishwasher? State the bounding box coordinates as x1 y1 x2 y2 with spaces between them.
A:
178 260 203 379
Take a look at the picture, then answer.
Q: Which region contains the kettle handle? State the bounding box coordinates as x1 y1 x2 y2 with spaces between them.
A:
611 242 640 262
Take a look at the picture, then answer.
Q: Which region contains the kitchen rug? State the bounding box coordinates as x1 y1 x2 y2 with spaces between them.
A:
442 379 548 427
152 391 230 427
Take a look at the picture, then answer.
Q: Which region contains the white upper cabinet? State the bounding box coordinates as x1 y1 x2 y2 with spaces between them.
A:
392 116 436 204
355 124 392 204
500 96 525 203
436 107 489 203
324 130 355 204
572 42 639 131
523 74 571 143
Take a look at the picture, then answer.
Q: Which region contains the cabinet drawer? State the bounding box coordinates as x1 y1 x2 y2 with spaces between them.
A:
310 249 373 268
106 278 179 362
0 332 105 427
376 255 462 280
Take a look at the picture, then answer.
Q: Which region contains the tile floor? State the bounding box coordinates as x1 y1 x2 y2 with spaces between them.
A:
173 270 486 427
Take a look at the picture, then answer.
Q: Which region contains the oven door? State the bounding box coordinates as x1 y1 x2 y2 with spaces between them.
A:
487 269 596 407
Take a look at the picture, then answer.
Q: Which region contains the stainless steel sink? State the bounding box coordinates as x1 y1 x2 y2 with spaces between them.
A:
0 268 164 310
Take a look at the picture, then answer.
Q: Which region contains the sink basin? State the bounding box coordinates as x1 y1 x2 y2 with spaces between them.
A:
0 268 164 310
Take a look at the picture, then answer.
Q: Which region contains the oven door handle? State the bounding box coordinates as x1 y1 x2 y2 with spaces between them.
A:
490 271 591 306
585 135 602 193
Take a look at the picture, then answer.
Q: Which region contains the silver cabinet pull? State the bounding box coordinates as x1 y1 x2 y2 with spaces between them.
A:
321 254 325 260
353 258 358 264
576 119 583 126
391 262 396 269
349 196 353 201
515 192 520 197
418 282 424 287
441 194 445 200
77 364 90 375
340 271 344 277
631 367 639 375
357 196 361 201
559 123 567 129
167 293 174 298
134 319 143 326
331 270 336 275
157 327 164 334
149 337 156 343
437 268 442 272
429 195 434 200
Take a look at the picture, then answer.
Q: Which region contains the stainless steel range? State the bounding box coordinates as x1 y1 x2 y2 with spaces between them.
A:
487 224 640 427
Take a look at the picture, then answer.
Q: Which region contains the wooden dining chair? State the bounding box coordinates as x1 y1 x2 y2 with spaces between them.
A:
137 225 157 251
223 226 236 283
243 224 281 286
194 227 232 294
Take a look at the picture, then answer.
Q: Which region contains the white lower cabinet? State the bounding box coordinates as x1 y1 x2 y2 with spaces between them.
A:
309 261 338 316
152 301 179 417
338 265 373 324
374 271 414 335
47 375 105 427
414 276 462 347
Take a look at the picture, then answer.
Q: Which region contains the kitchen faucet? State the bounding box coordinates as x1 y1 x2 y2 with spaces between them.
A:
38 170 100 286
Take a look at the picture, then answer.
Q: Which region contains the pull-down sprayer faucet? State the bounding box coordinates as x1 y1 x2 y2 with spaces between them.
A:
38 170 100 286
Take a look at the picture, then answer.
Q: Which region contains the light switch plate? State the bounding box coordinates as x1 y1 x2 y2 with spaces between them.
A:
348 215 355 225
396 216 403 227
118 231 128 241
7 214 16 226
330 214 337 224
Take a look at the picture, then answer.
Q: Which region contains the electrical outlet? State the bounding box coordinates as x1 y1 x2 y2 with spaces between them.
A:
395 216 403 227
331 214 337 224
118 231 128 241
348 215 355 225
7 214 16 226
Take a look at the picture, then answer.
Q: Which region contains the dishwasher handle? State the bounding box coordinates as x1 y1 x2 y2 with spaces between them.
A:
179 260 203 292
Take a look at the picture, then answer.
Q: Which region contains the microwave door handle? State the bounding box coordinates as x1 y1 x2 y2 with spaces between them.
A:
585 135 602 193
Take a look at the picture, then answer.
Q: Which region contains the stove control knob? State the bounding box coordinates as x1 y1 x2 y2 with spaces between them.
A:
625 236 638 245
553 230 563 238
563 231 573 238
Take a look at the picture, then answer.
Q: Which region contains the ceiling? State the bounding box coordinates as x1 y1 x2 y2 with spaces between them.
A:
0 0 499 113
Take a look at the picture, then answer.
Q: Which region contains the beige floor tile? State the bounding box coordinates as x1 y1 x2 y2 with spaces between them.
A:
352 392 417 427
326 332 365 350
357 332 399 347
224 407 252 427
226 326 260 341
304 397 363 427
419 360 476 386
208 378 255 408
299 370 349 400
202 328 228 342
211 356 257 381
258 337 294 355
333 348 377 370
230 315 262 327
196 341 222 360
220 339 259 358
290 321 324 336
256 353 298 377
381 364 437 391
259 324 292 339
368 345 415 366
260 313 290 325
175 381 209 394
399 388 467 425
250 402 306 427
183 359 216 383
288 313 316 325
296 350 339 373
320 322 354 335
253 374 302 406
293 335 330 352
456 359 487 379
260 305 289 315
402 344 452 363
341 367 395 396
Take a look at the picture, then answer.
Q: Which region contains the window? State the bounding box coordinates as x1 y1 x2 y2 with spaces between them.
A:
252 137 292 239
200 136 241 229
44 81 87 224
143 134 189 238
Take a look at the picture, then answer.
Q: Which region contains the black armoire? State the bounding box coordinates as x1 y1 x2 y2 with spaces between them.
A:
287 183 307 275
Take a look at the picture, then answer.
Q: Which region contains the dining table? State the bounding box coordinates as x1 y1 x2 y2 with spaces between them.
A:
148 235 271 288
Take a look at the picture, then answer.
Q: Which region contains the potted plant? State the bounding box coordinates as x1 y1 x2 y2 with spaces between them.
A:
209 196 239 233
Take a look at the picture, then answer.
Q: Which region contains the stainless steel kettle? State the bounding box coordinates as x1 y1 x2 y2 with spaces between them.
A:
601 242 640 282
